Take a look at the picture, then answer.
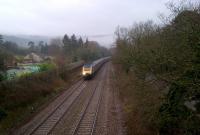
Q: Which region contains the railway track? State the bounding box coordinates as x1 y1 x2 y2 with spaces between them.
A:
72 64 107 135
71 72 105 135
15 79 87 135
15 63 108 135
50 63 108 135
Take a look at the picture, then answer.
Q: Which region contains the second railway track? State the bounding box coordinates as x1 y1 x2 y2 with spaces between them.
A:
15 62 108 135
71 64 107 135
15 79 87 135
50 63 108 135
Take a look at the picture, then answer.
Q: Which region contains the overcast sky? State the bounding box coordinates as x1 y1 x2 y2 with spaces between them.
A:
0 0 171 46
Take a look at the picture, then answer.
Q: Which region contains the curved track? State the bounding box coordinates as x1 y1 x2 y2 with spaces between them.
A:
15 79 87 135
50 63 108 135
71 65 106 135
15 63 108 135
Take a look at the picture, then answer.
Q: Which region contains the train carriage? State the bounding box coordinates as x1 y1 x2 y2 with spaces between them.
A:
82 57 110 79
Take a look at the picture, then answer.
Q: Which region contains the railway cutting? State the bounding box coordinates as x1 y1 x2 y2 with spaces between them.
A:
14 60 125 135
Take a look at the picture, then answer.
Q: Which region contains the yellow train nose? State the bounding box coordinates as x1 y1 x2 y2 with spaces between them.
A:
82 72 86 76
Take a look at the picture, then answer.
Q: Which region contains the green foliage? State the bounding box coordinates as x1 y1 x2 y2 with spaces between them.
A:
0 72 7 81
62 34 110 62
38 63 56 72
0 48 14 71
18 72 32 78
62 34 80 57
114 8 200 135
0 60 82 133
0 69 61 133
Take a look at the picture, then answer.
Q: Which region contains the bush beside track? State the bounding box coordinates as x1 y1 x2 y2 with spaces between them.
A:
0 62 83 134
113 3 200 135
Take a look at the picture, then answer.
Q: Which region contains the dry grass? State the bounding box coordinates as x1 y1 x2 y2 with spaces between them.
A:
112 63 163 135
0 67 81 134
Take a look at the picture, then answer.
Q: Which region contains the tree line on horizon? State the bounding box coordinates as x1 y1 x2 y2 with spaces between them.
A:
0 34 110 80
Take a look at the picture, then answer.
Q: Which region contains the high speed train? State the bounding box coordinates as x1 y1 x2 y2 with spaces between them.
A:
82 57 110 79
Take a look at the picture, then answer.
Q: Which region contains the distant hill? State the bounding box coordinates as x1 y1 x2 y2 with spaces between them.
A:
2 34 113 48
2 35 51 48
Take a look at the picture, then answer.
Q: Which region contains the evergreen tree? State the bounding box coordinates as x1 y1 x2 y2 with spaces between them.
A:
41 43 48 55
85 38 89 48
71 34 78 49
0 35 3 45
38 41 44 54
63 34 71 45
28 41 35 52
78 37 84 47
63 34 71 55
38 41 44 47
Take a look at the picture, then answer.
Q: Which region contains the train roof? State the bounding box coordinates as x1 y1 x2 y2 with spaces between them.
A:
92 57 110 66
83 63 92 68
83 57 110 67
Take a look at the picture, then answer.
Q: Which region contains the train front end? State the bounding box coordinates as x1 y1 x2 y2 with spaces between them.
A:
82 64 93 79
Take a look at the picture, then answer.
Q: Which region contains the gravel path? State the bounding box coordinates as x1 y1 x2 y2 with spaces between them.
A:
94 62 126 135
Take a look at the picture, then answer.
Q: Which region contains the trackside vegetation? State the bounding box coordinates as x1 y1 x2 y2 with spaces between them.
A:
0 63 82 134
38 62 56 72
113 1 200 135
0 31 110 134
0 34 110 82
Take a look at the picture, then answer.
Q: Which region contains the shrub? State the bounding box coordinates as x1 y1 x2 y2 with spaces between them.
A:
38 62 56 72
0 72 6 81
114 7 200 135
